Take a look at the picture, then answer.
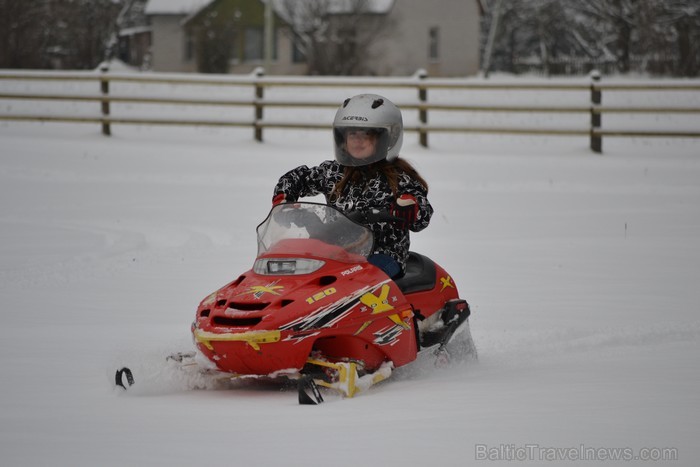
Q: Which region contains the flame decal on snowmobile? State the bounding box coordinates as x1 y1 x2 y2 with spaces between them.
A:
373 312 412 346
280 280 392 332
283 331 321 345
374 324 404 346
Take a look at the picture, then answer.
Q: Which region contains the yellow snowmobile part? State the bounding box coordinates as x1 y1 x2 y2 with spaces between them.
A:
193 329 281 351
306 358 393 398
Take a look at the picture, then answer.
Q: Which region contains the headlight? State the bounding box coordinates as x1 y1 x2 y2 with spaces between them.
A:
253 258 325 275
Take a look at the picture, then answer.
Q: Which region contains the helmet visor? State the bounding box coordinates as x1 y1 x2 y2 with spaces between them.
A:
334 127 390 167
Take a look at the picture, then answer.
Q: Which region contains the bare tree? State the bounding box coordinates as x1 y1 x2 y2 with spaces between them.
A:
569 0 638 73
0 0 123 70
0 0 51 68
480 0 699 76
104 0 140 63
654 0 700 76
65 0 124 68
276 0 394 75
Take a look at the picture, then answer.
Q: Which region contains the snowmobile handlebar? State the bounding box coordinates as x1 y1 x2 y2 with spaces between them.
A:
345 208 402 226
276 203 401 227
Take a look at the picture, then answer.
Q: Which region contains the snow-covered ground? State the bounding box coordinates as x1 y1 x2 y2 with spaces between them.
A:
1 106 699 465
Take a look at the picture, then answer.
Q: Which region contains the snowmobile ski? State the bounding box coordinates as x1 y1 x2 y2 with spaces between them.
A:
115 367 134 389
298 375 324 405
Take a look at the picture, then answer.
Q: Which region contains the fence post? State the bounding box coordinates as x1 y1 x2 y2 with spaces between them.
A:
590 70 602 153
100 63 111 136
253 67 265 142
416 69 428 148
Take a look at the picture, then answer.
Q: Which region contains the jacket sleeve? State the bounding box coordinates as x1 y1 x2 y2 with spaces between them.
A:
397 173 433 232
272 161 336 202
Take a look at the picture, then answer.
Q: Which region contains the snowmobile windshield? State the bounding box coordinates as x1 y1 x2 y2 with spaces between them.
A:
256 203 374 262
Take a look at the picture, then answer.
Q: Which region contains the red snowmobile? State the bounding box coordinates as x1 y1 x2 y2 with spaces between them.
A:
116 202 476 403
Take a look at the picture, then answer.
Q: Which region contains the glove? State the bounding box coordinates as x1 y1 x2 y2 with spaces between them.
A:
273 200 300 227
345 209 368 224
391 194 418 229
272 193 287 206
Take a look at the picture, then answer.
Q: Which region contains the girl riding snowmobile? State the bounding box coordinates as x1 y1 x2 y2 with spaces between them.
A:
272 94 433 279
116 95 476 404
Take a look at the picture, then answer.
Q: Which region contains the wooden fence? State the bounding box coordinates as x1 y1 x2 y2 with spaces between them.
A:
1 67 699 153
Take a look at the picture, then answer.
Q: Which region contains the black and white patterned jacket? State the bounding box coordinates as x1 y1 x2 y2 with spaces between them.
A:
273 160 433 272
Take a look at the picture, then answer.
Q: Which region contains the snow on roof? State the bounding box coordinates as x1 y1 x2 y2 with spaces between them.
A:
118 25 153 36
146 0 394 20
266 0 393 15
332 0 394 14
144 0 212 15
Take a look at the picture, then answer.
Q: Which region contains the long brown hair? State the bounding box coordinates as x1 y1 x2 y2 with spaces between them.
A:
331 159 428 201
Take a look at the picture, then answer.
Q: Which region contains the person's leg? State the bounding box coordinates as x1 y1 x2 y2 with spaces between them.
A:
367 253 401 278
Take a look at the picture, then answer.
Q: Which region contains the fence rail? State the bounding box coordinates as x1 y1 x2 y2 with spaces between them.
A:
1 67 699 153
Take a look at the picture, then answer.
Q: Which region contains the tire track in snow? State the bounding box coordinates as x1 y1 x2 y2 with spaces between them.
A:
475 320 700 366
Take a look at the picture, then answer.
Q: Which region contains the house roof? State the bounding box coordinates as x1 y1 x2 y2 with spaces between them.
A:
176 0 395 26
145 0 396 16
144 0 212 15
145 0 397 31
327 0 394 14
267 0 394 26
266 0 394 14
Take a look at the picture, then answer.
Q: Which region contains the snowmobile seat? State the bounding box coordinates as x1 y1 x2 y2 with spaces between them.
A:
394 252 437 294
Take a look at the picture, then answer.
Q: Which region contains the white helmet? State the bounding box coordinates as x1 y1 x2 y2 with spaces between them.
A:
333 94 403 167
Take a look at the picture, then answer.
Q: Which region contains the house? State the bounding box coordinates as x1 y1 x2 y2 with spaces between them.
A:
368 0 482 76
142 0 482 76
144 0 211 72
144 0 301 73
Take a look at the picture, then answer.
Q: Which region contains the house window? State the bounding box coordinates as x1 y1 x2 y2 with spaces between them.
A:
292 37 305 63
184 31 194 61
230 32 240 64
245 27 263 61
243 27 278 61
429 27 439 60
